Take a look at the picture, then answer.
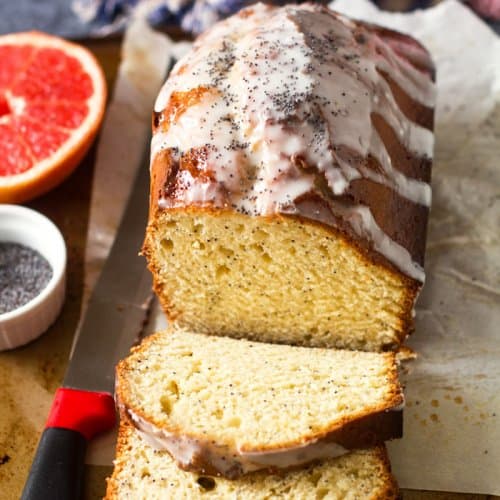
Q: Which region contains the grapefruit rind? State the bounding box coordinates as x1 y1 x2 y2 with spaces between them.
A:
0 32 107 203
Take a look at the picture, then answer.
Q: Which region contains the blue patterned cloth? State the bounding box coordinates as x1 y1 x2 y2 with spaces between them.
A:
0 0 296 37
0 0 498 38
72 0 304 36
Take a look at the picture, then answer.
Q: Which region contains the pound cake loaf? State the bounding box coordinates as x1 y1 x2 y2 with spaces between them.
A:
106 415 399 500
143 2 435 351
116 329 403 479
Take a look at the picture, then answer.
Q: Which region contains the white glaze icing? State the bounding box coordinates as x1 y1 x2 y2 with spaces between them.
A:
240 441 348 469
152 3 435 282
333 202 426 282
128 409 347 476
127 400 404 477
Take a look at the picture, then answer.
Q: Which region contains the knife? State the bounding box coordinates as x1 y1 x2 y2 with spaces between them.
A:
21 143 153 500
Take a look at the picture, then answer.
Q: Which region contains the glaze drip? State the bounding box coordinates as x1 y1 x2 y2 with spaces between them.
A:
128 409 348 478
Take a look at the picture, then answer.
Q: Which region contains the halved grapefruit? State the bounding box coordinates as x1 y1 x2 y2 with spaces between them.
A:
0 32 106 203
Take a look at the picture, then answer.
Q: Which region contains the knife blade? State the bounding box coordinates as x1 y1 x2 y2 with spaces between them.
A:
21 143 153 500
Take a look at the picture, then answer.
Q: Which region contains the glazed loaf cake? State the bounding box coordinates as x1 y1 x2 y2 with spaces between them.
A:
116 329 403 478
105 415 399 500
143 2 435 351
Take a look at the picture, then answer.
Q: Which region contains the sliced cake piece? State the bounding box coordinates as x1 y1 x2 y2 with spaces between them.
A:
116 329 403 479
105 416 399 500
144 2 436 351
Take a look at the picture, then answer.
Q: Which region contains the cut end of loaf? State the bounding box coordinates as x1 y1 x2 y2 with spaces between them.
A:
144 209 417 351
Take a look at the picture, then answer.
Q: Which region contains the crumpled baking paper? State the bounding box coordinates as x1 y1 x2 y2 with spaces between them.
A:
331 0 500 494
84 0 500 494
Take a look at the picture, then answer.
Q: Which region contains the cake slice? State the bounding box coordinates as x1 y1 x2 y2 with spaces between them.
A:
143 2 435 351
116 329 403 479
105 415 399 500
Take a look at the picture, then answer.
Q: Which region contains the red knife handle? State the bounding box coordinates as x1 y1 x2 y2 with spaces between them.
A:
46 388 116 439
21 388 116 500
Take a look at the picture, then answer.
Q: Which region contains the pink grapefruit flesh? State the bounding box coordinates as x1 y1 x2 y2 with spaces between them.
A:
0 32 106 202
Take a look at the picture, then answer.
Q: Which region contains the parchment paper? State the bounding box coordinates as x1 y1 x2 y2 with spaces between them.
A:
84 0 500 494
331 0 500 494
83 16 171 297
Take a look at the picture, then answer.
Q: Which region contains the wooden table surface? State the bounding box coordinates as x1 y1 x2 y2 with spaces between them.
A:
0 37 497 500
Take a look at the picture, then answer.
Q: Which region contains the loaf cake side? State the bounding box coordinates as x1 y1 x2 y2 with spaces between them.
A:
144 2 435 351
105 413 399 500
115 329 403 478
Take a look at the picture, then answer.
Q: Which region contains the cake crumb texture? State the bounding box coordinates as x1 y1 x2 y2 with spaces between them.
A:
105 417 399 500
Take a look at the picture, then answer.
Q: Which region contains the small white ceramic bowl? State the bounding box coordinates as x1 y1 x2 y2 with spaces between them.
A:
0 205 66 350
